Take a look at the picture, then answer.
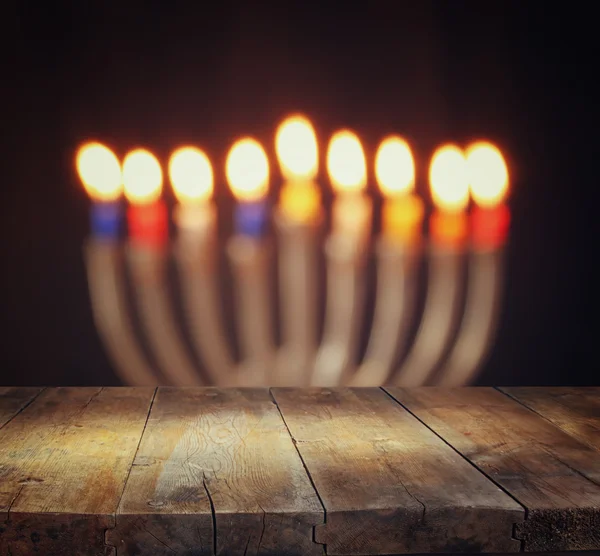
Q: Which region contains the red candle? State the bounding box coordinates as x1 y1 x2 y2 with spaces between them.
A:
465 141 510 249
122 149 168 247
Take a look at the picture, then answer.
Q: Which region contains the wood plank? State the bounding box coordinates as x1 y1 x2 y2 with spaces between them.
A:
500 387 600 451
107 387 323 556
0 387 154 556
272 387 523 555
386 387 600 553
0 387 43 428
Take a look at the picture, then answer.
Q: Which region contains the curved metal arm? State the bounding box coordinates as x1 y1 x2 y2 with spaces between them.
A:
273 211 322 386
227 236 275 386
127 244 202 386
84 240 158 386
435 249 504 386
391 245 464 387
174 235 236 387
350 240 420 386
311 235 367 387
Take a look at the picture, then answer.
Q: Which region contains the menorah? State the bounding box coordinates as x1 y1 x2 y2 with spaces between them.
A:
78 115 510 388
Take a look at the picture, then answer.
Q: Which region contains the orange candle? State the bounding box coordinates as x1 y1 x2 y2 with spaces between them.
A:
122 149 167 247
465 141 510 249
375 135 423 245
275 114 321 224
429 144 469 247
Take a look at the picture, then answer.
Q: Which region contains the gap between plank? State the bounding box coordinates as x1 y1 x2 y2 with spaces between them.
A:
0 387 46 431
268 388 328 555
380 387 528 551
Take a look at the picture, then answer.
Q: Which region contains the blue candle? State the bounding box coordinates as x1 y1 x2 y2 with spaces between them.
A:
226 137 270 237
76 142 123 240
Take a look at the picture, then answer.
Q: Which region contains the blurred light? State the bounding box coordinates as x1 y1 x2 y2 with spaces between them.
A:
123 149 163 205
429 144 469 212
76 142 122 202
466 141 509 207
275 115 318 180
327 130 367 193
226 138 269 201
375 136 415 197
169 147 213 204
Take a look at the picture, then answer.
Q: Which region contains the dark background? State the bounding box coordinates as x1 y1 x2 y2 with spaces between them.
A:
1 1 596 386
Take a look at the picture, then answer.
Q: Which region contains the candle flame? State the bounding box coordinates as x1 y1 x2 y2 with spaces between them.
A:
76 142 122 202
226 138 269 201
375 136 415 197
429 144 469 212
169 146 213 204
327 130 367 193
275 114 318 180
122 149 163 205
466 141 509 208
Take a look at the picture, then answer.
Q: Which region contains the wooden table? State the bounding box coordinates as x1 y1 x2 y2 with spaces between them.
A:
0 387 598 556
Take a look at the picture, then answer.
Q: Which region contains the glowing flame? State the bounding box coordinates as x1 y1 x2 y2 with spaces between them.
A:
429 144 469 212
76 142 122 202
466 141 509 208
327 130 367 193
226 138 269 201
122 149 163 205
275 114 318 180
168 147 213 204
375 136 415 197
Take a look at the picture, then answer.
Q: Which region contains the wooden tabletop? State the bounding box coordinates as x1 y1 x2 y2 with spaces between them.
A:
0 387 598 556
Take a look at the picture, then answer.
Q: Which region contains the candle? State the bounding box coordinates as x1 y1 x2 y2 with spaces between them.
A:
429 144 469 247
327 130 371 242
375 135 423 245
465 141 510 249
122 149 167 248
225 138 270 236
76 142 123 240
169 146 215 243
275 114 321 223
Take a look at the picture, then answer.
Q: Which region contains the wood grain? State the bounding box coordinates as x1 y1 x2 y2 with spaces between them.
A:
0 387 154 556
501 387 600 451
0 387 43 429
387 387 600 552
107 387 323 556
272 387 523 555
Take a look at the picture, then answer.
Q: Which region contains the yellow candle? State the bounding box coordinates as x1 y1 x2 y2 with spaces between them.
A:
275 114 321 224
327 129 371 239
429 144 469 247
375 135 423 244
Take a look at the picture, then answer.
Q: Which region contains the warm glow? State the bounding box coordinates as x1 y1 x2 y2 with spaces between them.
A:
466 141 509 208
375 136 415 197
429 144 469 212
226 138 269 201
76 142 122 202
122 149 163 205
275 115 318 180
327 130 367 193
169 147 213 204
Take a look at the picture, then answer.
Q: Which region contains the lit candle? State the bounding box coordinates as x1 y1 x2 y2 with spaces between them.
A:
122 149 167 248
465 141 510 249
76 142 123 240
169 146 215 244
226 138 270 236
327 130 371 243
275 114 321 223
375 135 423 245
429 144 469 247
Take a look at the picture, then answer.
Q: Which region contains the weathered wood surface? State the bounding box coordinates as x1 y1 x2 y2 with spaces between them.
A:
0 387 42 429
272 387 524 555
500 387 600 451
386 388 600 553
106 387 323 556
0 387 154 556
